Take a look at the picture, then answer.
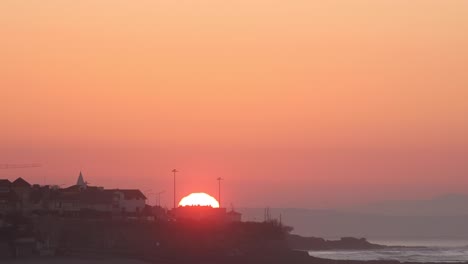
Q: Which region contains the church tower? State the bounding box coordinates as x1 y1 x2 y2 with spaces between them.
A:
77 171 87 188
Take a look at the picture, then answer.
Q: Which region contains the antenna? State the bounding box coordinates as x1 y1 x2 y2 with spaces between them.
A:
172 169 178 209
264 207 271 222
217 177 223 208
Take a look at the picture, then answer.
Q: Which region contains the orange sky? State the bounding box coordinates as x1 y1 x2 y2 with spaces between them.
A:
1 0 468 208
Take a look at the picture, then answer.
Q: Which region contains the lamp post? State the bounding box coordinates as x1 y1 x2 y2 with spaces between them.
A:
172 169 178 209
217 177 223 208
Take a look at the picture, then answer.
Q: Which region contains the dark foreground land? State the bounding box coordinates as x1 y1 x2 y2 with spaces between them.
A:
2 216 467 264
4 250 468 264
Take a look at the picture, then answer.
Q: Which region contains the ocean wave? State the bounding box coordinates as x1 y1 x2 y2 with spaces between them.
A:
309 247 468 263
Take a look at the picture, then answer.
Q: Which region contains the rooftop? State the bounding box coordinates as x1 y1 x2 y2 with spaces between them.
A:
12 177 31 188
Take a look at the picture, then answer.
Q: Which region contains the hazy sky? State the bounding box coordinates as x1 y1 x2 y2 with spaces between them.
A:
1 0 467 208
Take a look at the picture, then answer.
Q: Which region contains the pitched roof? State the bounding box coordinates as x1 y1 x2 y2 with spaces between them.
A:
62 185 103 192
12 177 31 188
62 185 83 192
108 189 146 200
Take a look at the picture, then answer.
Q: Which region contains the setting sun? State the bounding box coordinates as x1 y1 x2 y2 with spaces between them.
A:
178 193 220 208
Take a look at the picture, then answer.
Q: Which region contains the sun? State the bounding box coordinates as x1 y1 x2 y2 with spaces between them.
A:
178 192 220 208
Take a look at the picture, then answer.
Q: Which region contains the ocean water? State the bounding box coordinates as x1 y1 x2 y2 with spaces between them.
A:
369 238 468 248
308 247 468 263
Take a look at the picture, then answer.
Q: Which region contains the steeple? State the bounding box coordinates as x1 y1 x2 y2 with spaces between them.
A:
77 171 86 187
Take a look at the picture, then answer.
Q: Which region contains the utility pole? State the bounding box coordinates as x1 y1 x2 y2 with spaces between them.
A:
217 177 223 208
172 169 178 209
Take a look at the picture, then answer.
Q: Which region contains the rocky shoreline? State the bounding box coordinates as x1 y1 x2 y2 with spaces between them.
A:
287 234 386 250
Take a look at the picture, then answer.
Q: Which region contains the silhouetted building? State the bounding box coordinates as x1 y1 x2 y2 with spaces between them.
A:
0 173 147 217
109 189 146 214
0 178 28 215
49 185 114 215
227 210 242 222
48 173 147 216
171 206 242 223
0 179 11 192
0 179 18 215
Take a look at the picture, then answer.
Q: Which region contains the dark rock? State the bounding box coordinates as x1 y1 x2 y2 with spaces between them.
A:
287 234 385 250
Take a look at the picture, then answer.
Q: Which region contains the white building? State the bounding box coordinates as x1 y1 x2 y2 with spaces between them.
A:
111 189 146 214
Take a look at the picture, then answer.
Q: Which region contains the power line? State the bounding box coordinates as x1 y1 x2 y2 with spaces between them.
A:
0 163 41 169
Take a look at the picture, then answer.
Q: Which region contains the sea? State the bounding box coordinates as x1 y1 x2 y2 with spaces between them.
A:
308 238 468 263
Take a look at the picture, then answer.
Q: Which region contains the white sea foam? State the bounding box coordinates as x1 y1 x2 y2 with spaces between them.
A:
309 247 468 263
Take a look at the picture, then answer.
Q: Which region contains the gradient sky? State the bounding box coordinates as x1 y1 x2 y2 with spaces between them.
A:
1 0 467 208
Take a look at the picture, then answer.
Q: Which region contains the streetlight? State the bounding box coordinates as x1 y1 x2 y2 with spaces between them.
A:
217 177 223 208
172 169 178 209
